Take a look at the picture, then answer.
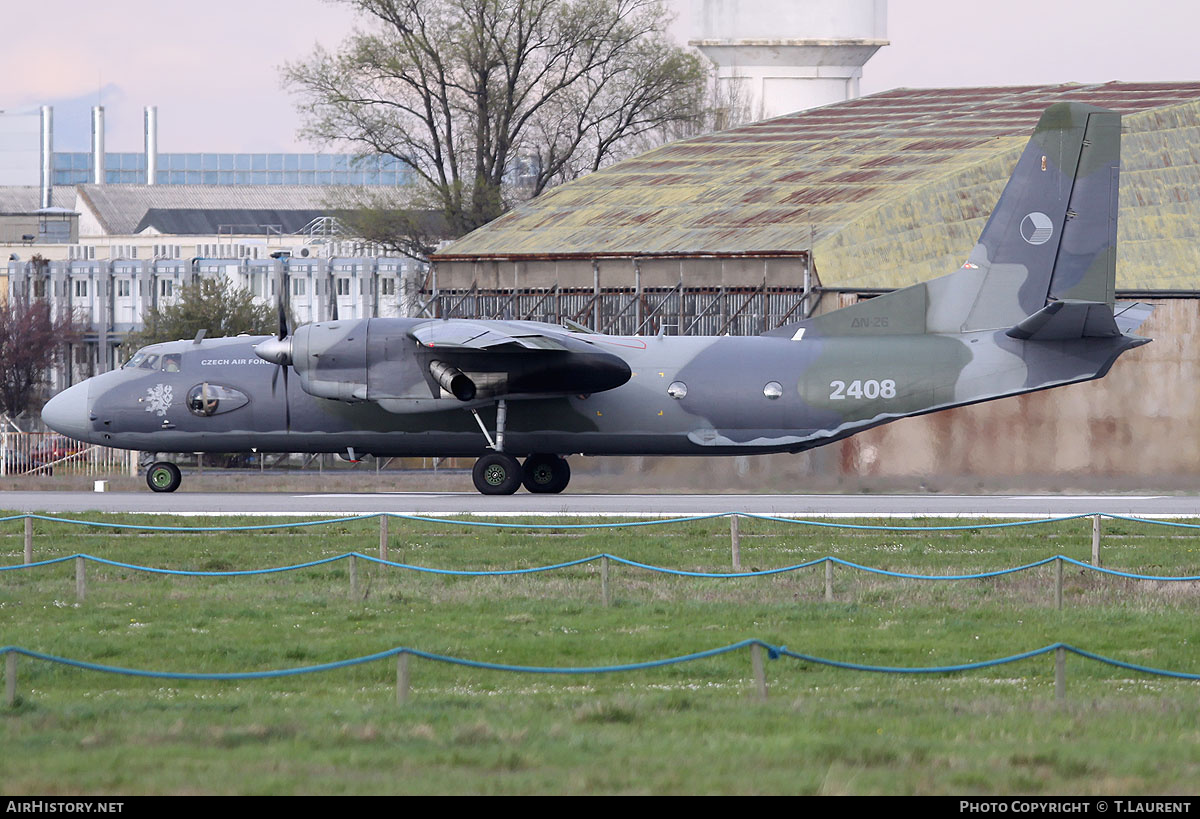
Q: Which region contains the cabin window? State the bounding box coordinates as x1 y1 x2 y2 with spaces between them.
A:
763 381 783 400
667 381 687 399
187 383 249 417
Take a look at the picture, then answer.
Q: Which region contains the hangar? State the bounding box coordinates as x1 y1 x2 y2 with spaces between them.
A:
431 82 1200 489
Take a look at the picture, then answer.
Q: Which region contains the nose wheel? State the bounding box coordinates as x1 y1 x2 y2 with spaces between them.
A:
146 461 182 493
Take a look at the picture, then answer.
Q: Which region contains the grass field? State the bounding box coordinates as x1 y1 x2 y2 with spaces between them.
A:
2 512 1200 795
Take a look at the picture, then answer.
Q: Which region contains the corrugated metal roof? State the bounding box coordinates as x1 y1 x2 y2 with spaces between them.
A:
74 185 408 235
435 82 1200 283
135 208 332 235
0 187 76 213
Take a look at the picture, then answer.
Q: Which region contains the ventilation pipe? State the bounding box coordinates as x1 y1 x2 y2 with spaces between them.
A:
40 106 53 208
144 106 157 185
91 106 105 185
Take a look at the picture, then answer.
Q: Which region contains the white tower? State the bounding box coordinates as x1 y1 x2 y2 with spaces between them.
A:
690 0 888 124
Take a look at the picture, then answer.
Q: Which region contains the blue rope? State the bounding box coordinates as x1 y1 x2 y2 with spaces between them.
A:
80 553 352 577
826 555 1061 580
384 512 729 530
6 551 1200 582
0 555 76 572
777 644 1057 673
740 512 1091 531
0 510 1151 534
1058 555 1200 581
0 512 380 532
603 553 828 577
355 552 602 576
3 641 1197 681
1104 514 1200 531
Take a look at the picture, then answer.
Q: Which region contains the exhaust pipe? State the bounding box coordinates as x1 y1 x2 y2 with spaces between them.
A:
429 360 476 401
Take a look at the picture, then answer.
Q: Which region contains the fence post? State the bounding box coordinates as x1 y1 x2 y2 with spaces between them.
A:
1055 646 1066 701
23 516 32 565
396 653 410 705
824 559 834 603
5 651 15 707
1055 557 1063 611
601 555 611 607
730 514 742 571
379 515 389 563
750 644 768 701
1091 515 1102 567
349 554 358 599
75 556 86 603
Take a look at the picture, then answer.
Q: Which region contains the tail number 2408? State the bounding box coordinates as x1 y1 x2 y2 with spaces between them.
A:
830 379 896 400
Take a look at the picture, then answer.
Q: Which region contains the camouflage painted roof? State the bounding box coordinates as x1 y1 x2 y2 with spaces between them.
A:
435 82 1200 290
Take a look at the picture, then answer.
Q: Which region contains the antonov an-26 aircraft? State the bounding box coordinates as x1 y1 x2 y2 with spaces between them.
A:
43 102 1153 495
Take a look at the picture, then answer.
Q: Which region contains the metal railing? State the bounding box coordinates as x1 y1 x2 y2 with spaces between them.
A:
0 433 138 478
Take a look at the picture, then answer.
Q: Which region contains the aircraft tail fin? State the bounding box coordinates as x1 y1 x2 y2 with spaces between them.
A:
774 102 1123 339
953 101 1121 331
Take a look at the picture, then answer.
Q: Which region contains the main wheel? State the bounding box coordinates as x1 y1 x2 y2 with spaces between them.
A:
472 453 522 495
522 454 571 494
146 461 182 493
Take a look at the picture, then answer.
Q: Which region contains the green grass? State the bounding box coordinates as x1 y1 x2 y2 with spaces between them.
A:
2 513 1200 794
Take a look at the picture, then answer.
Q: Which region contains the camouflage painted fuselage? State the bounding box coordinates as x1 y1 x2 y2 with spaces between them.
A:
59 314 1143 459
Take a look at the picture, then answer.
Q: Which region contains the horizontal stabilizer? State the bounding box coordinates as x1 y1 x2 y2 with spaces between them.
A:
1113 302 1155 335
1005 300 1120 341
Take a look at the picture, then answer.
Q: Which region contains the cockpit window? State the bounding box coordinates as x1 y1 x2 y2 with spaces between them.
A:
163 354 181 372
187 383 249 417
139 354 160 370
124 352 146 369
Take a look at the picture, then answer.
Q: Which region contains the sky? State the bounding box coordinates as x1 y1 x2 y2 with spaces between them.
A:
2 0 1197 153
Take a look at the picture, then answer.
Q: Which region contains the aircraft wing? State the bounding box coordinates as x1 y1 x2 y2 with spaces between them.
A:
404 320 629 404
409 319 574 351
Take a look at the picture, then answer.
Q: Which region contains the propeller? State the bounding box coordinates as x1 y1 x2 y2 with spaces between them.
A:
255 262 293 432
328 270 340 322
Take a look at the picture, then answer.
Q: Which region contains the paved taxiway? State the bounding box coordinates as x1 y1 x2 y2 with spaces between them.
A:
0 491 1197 518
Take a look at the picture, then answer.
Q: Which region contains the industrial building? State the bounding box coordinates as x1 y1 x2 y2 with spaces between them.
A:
0 103 434 388
431 81 1200 488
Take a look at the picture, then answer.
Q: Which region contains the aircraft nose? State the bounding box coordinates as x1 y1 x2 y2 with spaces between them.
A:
42 382 91 440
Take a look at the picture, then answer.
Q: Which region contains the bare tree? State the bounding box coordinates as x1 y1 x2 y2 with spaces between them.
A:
0 294 80 428
284 0 708 251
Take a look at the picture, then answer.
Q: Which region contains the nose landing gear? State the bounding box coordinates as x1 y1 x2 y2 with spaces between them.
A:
146 461 182 493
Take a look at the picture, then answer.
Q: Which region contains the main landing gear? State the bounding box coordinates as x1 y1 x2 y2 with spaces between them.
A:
471 453 571 495
466 399 570 495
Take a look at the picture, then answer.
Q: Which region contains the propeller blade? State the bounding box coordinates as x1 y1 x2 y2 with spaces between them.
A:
283 364 291 432
277 265 289 339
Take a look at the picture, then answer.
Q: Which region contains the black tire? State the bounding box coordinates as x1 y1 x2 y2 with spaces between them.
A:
522 454 571 494
146 461 182 493
472 453 522 495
